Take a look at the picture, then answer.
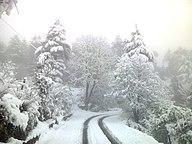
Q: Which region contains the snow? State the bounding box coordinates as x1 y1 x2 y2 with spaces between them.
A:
0 93 29 130
26 120 50 142
6 137 23 144
50 46 63 53
103 115 161 144
47 40 58 47
29 108 100 144
35 46 43 55
0 107 161 143
24 109 161 144
37 52 50 65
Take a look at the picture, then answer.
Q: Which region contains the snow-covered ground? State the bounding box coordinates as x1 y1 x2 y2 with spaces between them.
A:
103 115 161 144
4 108 161 144
32 108 99 144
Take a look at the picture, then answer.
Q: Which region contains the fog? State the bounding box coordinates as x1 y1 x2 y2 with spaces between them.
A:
0 0 192 59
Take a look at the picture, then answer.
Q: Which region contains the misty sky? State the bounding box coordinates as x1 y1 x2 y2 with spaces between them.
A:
0 0 192 57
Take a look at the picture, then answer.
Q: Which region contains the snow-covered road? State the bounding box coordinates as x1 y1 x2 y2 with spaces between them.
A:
98 115 120 144
26 109 160 144
88 115 111 144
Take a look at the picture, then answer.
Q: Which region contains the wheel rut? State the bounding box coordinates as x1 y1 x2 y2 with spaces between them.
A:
82 115 100 144
98 115 121 144
82 114 121 144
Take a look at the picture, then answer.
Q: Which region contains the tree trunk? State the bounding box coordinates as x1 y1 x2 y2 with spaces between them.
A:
85 81 96 111
88 81 96 100
85 81 89 111
133 108 139 123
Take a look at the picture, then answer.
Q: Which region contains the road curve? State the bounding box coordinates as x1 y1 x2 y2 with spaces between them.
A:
98 115 121 144
82 115 100 144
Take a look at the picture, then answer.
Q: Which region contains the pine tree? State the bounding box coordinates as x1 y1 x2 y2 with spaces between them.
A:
35 19 71 83
178 50 192 107
124 25 154 62
0 41 6 62
163 47 192 106
110 26 171 124
111 35 125 57
35 19 72 120
5 35 29 78
27 35 42 76
5 35 26 63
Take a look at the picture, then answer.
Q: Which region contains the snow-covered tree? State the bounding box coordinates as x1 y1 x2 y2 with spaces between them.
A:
35 19 71 83
178 50 192 107
163 47 188 77
72 35 111 111
26 35 43 76
150 105 192 144
35 19 72 120
0 93 28 142
111 53 171 123
5 35 27 63
35 51 54 120
111 35 125 57
0 62 39 142
49 83 73 117
163 48 192 106
110 26 171 124
0 41 6 62
5 35 30 78
124 25 154 62
0 61 17 95
0 0 18 16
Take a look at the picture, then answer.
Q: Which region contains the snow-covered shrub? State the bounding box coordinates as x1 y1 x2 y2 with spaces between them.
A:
7 77 40 132
36 77 73 121
49 83 73 118
150 105 192 144
20 81 40 133
0 93 28 142
0 94 29 129
0 61 40 132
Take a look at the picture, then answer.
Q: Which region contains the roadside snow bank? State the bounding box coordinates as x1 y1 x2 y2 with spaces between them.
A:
103 115 161 144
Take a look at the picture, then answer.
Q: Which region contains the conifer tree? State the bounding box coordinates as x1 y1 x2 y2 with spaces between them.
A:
124 25 154 62
35 19 72 120
110 26 171 123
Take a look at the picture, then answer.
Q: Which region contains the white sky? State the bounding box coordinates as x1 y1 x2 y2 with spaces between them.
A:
0 0 192 57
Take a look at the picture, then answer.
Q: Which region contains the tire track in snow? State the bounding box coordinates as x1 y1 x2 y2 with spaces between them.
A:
98 115 121 144
82 115 100 144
